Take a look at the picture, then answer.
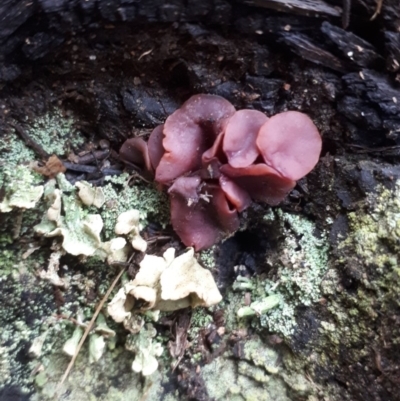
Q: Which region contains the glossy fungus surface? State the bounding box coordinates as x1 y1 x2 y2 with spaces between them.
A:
121 94 322 250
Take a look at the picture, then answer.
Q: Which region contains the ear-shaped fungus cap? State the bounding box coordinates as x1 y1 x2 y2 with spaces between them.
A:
223 109 268 168
147 124 165 171
155 94 235 184
168 177 239 251
119 137 153 173
220 164 296 206
256 111 322 181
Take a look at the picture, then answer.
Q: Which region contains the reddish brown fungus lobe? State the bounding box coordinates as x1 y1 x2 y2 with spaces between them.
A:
120 94 322 251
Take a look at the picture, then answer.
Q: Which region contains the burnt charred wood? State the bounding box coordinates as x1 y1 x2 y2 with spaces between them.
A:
63 161 122 176
208 81 242 104
279 33 349 72
343 70 400 118
244 75 283 113
22 32 65 60
241 0 341 18
0 0 397 89
260 14 321 35
121 87 178 127
385 31 400 72
321 21 383 68
0 1 35 43
379 0 400 31
341 0 350 28
342 70 400 142
338 96 382 130
0 63 21 82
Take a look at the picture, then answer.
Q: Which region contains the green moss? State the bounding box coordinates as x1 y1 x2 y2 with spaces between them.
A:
198 246 217 270
189 308 214 340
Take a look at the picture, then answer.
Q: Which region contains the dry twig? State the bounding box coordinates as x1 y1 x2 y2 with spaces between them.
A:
370 0 384 20
11 123 50 159
56 267 126 393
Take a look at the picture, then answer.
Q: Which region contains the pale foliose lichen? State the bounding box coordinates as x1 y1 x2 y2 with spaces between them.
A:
61 313 116 364
34 174 151 264
107 247 222 376
63 327 84 357
237 294 281 318
76 181 106 208
125 324 164 376
108 248 222 322
0 111 183 399
0 165 43 212
115 209 147 252
39 248 67 287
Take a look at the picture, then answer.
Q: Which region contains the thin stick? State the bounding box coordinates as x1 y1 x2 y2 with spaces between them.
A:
11 123 50 159
56 267 126 392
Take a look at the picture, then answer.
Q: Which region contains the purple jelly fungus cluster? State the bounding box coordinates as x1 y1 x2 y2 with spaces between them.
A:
120 94 322 251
